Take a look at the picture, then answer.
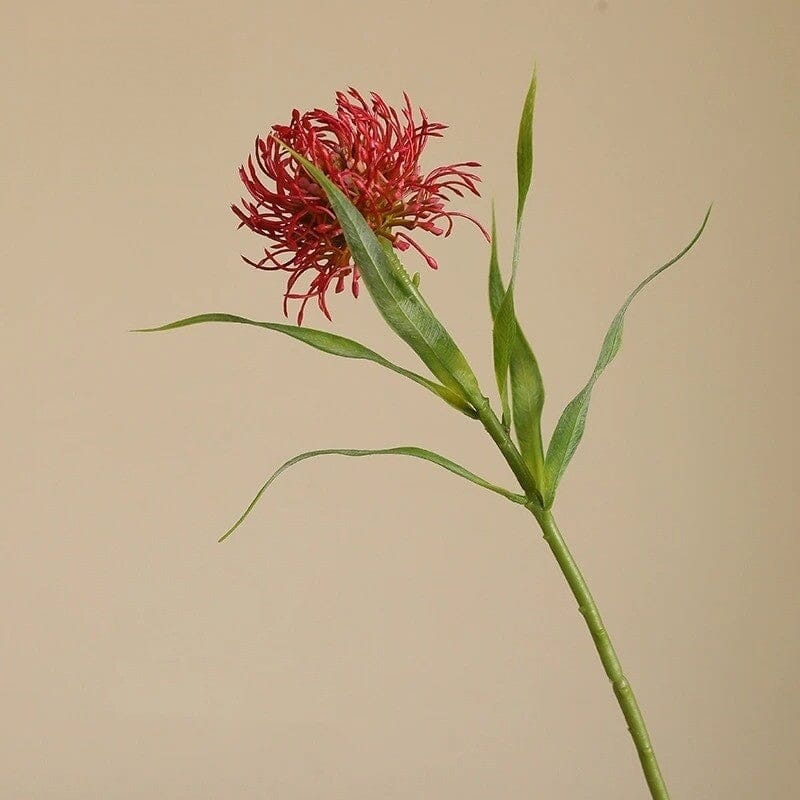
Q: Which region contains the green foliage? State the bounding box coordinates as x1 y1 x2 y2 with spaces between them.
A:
516 67 537 225
140 70 711 545
492 285 518 427
219 447 528 541
490 67 546 492
544 207 712 505
488 206 505 319
135 313 477 417
509 329 545 485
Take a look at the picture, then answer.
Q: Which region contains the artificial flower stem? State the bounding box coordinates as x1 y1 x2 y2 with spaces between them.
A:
530 507 671 800
474 398 542 506
475 398 669 798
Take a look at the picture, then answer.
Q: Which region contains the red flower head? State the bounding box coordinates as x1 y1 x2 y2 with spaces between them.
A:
232 88 489 324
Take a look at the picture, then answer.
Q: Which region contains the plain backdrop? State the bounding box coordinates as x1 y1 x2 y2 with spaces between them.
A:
1 1 798 798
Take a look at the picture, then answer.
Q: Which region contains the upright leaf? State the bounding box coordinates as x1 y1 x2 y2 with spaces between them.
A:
276 141 484 409
489 68 546 489
220 446 528 541
490 277 545 484
489 222 546 486
544 207 712 505
493 67 541 436
509 329 545 483
492 288 517 427
134 312 477 417
515 66 537 226
488 205 505 319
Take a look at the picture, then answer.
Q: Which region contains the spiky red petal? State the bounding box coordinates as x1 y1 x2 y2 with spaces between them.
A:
233 89 487 323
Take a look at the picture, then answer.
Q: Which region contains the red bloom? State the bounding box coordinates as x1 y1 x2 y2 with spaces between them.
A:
232 88 489 324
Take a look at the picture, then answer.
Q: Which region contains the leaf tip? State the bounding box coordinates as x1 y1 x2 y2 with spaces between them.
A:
218 522 240 543
692 204 714 243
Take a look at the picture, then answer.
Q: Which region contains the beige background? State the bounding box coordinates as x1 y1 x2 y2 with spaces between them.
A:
2 1 798 797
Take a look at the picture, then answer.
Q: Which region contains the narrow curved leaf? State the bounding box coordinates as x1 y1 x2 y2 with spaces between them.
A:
134 312 477 417
276 140 484 409
544 207 713 505
220 446 528 541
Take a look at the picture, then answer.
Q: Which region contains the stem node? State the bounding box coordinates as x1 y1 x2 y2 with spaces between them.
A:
532 509 671 800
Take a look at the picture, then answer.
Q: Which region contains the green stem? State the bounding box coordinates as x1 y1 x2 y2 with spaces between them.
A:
475 399 670 799
475 397 543 506
530 508 671 800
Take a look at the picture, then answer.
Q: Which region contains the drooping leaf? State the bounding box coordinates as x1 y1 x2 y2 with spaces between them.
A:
134 312 477 417
275 140 484 410
544 207 713 505
220 446 528 541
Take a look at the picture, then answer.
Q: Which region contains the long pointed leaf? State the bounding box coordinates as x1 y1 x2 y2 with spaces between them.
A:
509 330 545 482
516 67 537 226
488 204 505 320
507 66 545 485
134 312 477 417
492 288 517 427
492 67 543 452
544 207 712 504
276 140 484 409
489 78 544 490
220 446 528 541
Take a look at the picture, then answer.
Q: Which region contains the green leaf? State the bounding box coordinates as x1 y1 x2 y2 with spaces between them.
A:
488 205 505 320
492 66 542 437
509 329 545 483
516 66 537 225
507 68 546 486
134 313 477 417
275 140 484 409
492 287 516 428
544 207 713 505
489 205 517 431
488 203 546 488
220 446 528 541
